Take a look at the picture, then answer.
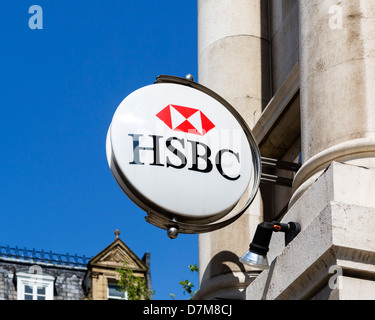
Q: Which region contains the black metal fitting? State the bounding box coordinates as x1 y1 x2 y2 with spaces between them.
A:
249 221 301 256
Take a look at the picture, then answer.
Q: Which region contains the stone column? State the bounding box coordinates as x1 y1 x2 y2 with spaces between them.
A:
244 1 375 300
290 0 375 206
196 0 270 300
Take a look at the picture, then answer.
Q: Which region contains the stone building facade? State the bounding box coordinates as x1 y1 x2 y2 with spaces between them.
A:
195 0 375 300
0 248 88 300
0 230 151 300
82 230 151 300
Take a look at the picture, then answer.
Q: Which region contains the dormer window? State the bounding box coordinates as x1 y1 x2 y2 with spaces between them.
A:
16 271 55 300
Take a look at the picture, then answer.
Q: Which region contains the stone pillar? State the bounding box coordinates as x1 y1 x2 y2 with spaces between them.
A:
243 0 375 301
290 0 375 207
196 0 270 300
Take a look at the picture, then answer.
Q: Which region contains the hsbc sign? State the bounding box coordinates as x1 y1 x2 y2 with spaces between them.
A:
106 76 261 237
129 105 241 181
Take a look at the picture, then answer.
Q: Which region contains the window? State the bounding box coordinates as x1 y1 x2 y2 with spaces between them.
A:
107 282 127 300
24 285 46 300
16 271 54 300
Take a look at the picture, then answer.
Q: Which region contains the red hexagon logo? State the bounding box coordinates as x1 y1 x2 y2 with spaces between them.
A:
156 105 215 136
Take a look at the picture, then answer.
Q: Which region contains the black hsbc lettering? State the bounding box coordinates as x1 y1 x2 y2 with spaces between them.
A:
216 149 240 181
128 134 241 181
128 134 164 167
166 137 186 169
187 139 213 174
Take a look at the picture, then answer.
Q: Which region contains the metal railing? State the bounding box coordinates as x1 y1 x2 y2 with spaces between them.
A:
0 245 90 268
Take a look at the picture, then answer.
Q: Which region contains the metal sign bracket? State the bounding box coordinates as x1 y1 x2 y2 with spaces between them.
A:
260 157 300 188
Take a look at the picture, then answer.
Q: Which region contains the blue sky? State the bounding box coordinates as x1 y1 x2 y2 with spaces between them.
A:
1 1 198 300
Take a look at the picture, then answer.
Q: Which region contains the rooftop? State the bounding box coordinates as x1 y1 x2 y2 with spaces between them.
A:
0 244 90 269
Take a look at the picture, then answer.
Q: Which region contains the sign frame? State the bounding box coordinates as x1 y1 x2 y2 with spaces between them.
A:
106 75 262 236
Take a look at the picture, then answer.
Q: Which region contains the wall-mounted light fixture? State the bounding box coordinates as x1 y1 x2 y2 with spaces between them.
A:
239 221 301 270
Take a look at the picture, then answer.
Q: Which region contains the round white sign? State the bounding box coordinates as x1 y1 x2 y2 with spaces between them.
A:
107 77 260 232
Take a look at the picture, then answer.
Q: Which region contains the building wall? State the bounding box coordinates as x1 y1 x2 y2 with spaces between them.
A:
197 0 271 300
0 232 150 300
270 0 299 95
0 259 86 300
196 0 301 300
197 0 375 300
82 234 151 300
258 0 300 223
0 265 16 300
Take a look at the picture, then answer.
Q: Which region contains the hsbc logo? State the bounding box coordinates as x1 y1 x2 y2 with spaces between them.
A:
127 105 242 181
107 80 258 223
156 104 215 136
